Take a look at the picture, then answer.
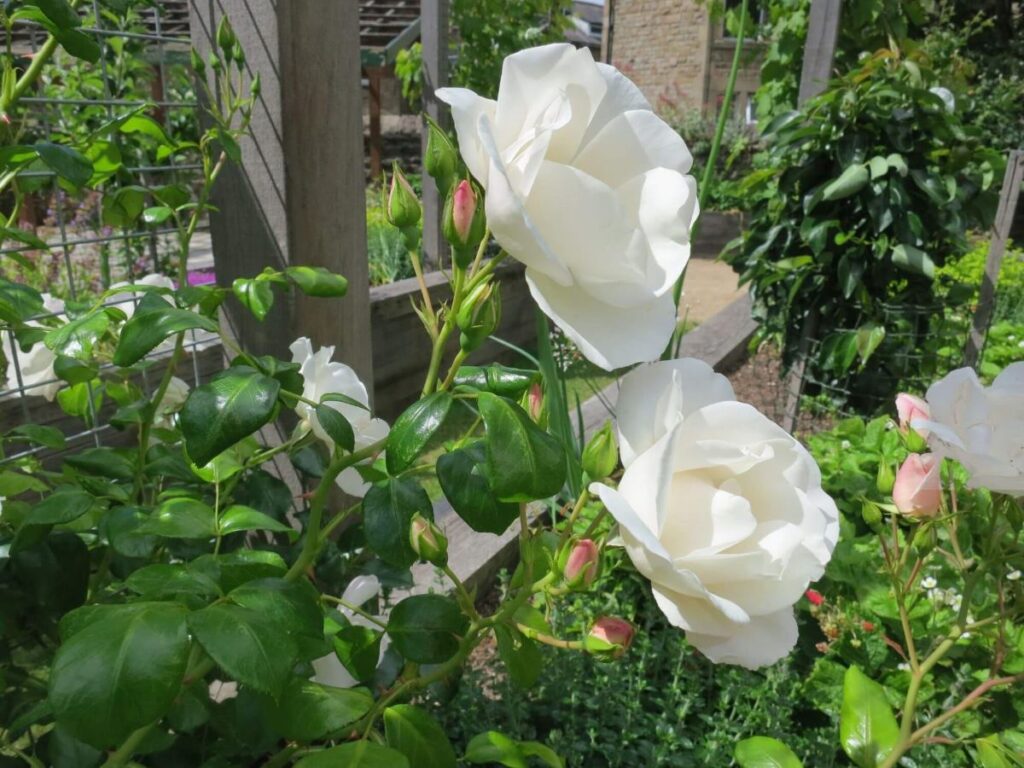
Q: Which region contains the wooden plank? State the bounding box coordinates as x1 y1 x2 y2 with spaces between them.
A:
798 0 842 105
420 0 448 269
189 1 373 390
964 149 1024 369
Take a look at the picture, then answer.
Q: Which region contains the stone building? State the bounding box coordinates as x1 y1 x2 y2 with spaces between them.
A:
607 0 764 123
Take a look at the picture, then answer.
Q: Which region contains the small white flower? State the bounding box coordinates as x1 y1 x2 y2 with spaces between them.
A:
897 662 910 671
1007 569 1021 581
1009 335 1017 342
927 587 944 603
1018 340 1024 349
921 576 937 590
948 592 963 612
840 440 851 450
290 338 389 498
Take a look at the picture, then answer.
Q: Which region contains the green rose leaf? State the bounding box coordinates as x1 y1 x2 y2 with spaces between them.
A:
840 666 899 768
494 624 542 689
229 578 324 655
262 679 373 742
36 142 93 187
24 487 93 526
294 742 409 768
53 354 98 385
0 279 44 323
124 563 221 600
187 602 296 697
180 367 281 466
735 736 804 768
113 296 218 367
384 704 457 768
66 447 135 480
452 364 540 397
45 308 110 359
101 185 146 228
219 504 297 540
137 497 216 540
315 403 356 452
5 424 66 449
49 602 189 748
386 391 452 474
285 266 349 297
331 625 382 684
56 28 101 62
890 244 935 279
232 277 275 322
437 442 519 535
363 478 434 568
822 164 869 201
464 731 563 768
99 507 158 558
30 0 81 29
387 594 468 664
478 392 566 502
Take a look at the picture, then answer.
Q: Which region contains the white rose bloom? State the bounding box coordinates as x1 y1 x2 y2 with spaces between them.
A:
290 337 389 498
2 293 66 401
913 363 1024 495
312 575 385 688
592 359 839 669
437 44 698 370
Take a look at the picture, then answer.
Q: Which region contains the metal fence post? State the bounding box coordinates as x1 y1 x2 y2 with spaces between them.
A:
188 0 374 392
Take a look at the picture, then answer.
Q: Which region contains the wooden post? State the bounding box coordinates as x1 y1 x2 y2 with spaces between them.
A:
189 0 373 390
420 0 449 269
367 66 384 180
781 0 842 433
964 150 1024 369
600 0 614 64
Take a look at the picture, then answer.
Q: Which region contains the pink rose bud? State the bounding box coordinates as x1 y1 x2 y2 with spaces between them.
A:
893 453 942 518
805 588 824 607
895 393 930 437
452 180 476 243
527 382 544 422
563 539 599 588
587 617 634 658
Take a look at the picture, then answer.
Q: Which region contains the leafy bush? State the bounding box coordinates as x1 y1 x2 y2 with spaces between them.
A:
366 187 415 286
724 51 1002 409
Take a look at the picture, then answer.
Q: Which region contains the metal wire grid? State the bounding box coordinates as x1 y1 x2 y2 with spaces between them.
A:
1 4 216 462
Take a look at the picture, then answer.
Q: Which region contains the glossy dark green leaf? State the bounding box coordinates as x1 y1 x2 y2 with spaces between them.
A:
840 666 899 768
232 277 275 321
386 391 452 474
890 244 935 279
735 737 804 768
37 142 93 187
6 423 65 449
187 602 295 696
331 625 382 684
363 478 433 568
56 28 101 62
100 506 158 558
180 367 281 466
229 578 324 652
120 114 174 147
387 594 468 664
66 447 135 480
285 266 348 297
294 742 409 768
30 0 81 28
49 602 190 748
114 299 218 366
495 624 542 689
24 487 93 525
137 497 216 539
478 392 566 502
315 404 355 452
124 563 221 600
452 364 540 397
47 723 102 768
53 354 98 385
101 185 146 228
822 164 869 201
437 443 518 535
45 309 109 359
464 731 563 768
384 704 457 768
219 504 296 539
262 679 373 742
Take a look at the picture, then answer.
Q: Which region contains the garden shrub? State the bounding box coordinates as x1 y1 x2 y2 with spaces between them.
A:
724 50 1003 410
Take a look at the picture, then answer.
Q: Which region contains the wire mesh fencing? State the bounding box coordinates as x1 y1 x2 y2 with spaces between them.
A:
0 1 221 463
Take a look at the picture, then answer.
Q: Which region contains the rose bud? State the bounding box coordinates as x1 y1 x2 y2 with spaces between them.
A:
876 460 895 494
895 392 930 451
443 179 486 268
893 453 942 518
216 16 236 54
387 162 422 230
424 116 458 195
456 280 501 352
562 539 599 589
805 589 824 607
582 421 618 480
586 617 635 659
525 382 544 423
409 513 447 567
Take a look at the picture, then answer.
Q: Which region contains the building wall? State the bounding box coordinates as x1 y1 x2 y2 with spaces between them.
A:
611 0 763 121
610 0 713 115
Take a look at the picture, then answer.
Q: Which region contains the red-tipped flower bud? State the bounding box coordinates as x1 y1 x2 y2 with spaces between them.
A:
563 538 599 588
893 453 942 518
525 382 544 423
805 588 824 607
443 179 485 268
586 617 634 659
410 513 448 567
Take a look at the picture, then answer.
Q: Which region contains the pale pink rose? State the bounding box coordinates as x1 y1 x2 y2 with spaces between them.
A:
564 539 599 587
589 617 635 651
893 453 942 517
895 392 930 437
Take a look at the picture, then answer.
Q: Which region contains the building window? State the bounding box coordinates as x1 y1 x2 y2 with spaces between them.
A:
721 0 768 40
745 94 757 125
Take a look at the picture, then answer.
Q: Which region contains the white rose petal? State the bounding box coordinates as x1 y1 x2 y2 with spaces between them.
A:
312 575 386 689
2 293 66 401
289 337 389 498
593 360 839 669
438 44 698 370
915 363 1024 495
